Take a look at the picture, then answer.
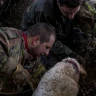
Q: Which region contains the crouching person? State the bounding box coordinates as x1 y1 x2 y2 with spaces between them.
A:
32 57 87 96
0 23 56 95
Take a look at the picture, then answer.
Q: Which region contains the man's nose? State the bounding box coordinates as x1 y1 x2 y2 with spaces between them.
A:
45 50 49 56
68 14 75 19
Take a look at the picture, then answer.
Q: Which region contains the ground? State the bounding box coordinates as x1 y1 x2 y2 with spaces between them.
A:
77 38 96 96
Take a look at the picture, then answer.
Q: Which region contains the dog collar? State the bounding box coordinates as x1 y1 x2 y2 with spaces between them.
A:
22 32 28 51
65 60 79 74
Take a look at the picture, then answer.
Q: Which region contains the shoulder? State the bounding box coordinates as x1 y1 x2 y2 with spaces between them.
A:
0 27 22 39
29 0 54 16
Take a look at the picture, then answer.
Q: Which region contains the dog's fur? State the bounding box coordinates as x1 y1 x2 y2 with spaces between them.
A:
32 57 87 96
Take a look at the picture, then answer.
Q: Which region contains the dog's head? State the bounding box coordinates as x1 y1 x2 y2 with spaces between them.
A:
62 57 87 80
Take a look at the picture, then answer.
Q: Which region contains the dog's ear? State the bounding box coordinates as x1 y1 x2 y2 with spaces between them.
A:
79 65 87 84
79 65 87 78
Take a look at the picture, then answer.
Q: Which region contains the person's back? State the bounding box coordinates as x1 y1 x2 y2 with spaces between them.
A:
21 0 55 30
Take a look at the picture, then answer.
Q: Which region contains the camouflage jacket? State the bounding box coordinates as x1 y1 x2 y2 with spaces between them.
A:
0 27 46 94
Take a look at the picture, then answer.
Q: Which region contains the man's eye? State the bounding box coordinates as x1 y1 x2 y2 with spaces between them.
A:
46 46 50 49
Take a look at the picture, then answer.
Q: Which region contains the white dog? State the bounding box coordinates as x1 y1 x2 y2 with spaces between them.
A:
32 57 87 96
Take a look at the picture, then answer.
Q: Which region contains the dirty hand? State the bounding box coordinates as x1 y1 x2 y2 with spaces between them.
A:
12 64 33 87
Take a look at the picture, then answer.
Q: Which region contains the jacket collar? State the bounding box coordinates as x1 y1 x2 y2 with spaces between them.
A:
22 32 28 52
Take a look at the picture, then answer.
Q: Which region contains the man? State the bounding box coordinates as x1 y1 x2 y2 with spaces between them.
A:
21 0 86 69
0 23 56 95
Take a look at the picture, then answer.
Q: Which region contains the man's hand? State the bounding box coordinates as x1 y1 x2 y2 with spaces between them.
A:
12 64 35 90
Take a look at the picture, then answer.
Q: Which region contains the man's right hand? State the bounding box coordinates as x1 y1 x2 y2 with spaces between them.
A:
12 64 35 90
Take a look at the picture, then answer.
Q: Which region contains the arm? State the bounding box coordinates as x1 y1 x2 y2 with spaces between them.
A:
21 1 47 31
0 44 35 88
0 44 17 75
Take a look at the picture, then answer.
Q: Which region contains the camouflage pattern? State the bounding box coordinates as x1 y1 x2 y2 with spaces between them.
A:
0 27 46 95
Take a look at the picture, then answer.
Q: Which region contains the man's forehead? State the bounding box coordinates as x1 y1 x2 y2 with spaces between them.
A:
46 39 55 48
45 42 53 48
62 5 81 13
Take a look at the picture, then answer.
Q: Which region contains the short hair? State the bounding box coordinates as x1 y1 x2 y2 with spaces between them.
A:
26 23 56 43
58 0 83 8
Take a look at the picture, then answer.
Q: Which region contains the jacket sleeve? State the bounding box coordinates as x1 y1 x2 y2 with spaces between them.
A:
21 1 47 31
0 44 18 75
21 5 35 30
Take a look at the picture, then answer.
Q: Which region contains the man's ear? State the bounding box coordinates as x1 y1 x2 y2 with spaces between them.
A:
32 35 40 46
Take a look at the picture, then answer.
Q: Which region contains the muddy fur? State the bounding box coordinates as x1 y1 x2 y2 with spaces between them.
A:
32 57 86 96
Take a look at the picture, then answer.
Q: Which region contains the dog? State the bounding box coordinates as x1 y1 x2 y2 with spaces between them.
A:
32 57 87 96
